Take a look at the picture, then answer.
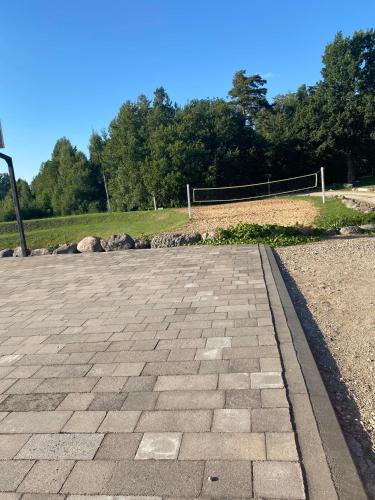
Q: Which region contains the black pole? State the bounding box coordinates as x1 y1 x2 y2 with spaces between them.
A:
0 153 28 257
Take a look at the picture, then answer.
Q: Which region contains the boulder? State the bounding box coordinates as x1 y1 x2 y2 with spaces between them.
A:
134 238 151 249
360 223 375 231
77 236 103 253
13 247 30 257
0 248 13 258
297 226 316 236
53 243 78 255
100 234 135 251
339 226 364 235
30 248 52 256
151 232 202 248
324 228 338 236
202 230 218 241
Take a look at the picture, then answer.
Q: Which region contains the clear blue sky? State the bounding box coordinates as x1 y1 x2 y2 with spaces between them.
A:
1 0 374 182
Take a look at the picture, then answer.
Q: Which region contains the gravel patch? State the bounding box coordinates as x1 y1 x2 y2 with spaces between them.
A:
180 198 318 233
276 237 375 498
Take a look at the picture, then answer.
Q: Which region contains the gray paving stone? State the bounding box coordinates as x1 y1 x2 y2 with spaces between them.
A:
223 346 279 359
122 391 158 410
34 364 90 378
57 392 95 410
142 361 199 376
157 390 225 410
136 432 182 460
199 360 229 374
36 377 98 393
95 433 142 460
107 460 204 496
261 388 289 408
17 460 75 493
123 376 156 392
0 434 31 459
6 365 41 378
179 432 265 460
92 376 128 393
202 460 252 497
253 461 305 499
16 433 104 460
260 357 283 372
89 392 128 411
112 363 145 376
136 410 212 432
167 349 196 361
0 410 72 433
0 460 34 492
206 336 231 348
225 389 261 409
5 378 43 394
154 374 217 391
0 393 65 412
252 408 292 432
228 358 260 373
218 372 250 389
115 351 169 363
62 411 106 432
98 411 141 432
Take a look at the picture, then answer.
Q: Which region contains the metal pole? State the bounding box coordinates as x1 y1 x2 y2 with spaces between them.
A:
267 179 271 196
0 153 28 256
187 184 192 219
320 167 326 204
153 195 157 211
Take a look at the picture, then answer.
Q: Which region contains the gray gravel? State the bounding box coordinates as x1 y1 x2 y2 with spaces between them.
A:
276 236 375 498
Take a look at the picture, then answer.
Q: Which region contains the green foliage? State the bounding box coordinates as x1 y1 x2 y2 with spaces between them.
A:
0 173 10 200
307 196 375 229
203 223 321 247
228 70 269 124
0 209 187 250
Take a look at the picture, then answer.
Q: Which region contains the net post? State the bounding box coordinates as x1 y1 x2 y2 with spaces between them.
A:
187 184 192 219
153 195 157 211
320 167 326 204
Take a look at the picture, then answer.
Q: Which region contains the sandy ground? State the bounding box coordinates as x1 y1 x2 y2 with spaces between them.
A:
277 237 375 498
180 198 318 233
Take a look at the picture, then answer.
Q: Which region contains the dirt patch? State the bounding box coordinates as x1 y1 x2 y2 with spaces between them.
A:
276 237 375 498
180 198 318 233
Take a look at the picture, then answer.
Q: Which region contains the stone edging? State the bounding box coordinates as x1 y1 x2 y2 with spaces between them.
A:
259 244 368 500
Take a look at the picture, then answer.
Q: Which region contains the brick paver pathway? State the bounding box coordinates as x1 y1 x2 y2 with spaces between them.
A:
0 246 322 498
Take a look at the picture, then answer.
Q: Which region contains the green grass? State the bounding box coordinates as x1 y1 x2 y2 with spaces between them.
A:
0 210 188 250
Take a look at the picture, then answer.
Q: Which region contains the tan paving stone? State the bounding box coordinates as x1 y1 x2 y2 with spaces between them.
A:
136 410 212 432
36 377 98 393
179 432 265 460
61 460 116 494
156 390 225 409
17 460 75 493
251 372 284 389
253 461 305 499
202 460 252 497
123 376 156 392
62 411 106 432
91 377 128 393
0 434 31 458
0 410 72 433
122 391 158 410
218 372 250 389
142 361 199 376
89 393 128 410
225 389 261 409
266 432 299 461
112 363 145 376
252 408 292 432
5 379 43 394
154 374 217 391
0 460 34 492
95 432 142 460
57 393 95 410
261 388 289 408
135 432 182 460
212 409 250 432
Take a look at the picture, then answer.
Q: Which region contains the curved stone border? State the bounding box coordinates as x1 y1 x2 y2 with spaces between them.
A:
259 244 367 500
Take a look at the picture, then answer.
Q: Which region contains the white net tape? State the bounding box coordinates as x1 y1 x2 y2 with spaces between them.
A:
192 172 319 203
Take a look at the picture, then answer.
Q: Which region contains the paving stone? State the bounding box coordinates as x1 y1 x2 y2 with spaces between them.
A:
122 391 158 410
136 410 212 432
206 337 231 348
95 432 142 460
157 390 225 410
34 364 90 378
0 460 34 492
179 432 265 460
63 411 106 432
112 363 145 376
17 460 75 493
0 393 65 411
0 410 72 433
142 361 199 376
115 351 169 363
36 377 98 393
5 378 43 394
57 392 95 410
132 340 158 351
0 434 31 458
260 357 283 372
0 494 21 500
167 349 196 361
154 374 217 391
92 377 128 393
199 360 229 374
89 393 128 411
21 494 64 499
202 460 252 497
261 388 289 408
212 409 250 432
107 460 204 496
98 411 141 432
225 389 261 409
123 376 156 392
253 461 305 499
61 460 116 494
251 372 284 389
231 336 258 347
6 365 41 378
228 358 260 373
87 364 117 377
136 432 182 460
223 346 279 359
218 373 250 389
266 432 299 461
252 408 292 432
16 433 104 460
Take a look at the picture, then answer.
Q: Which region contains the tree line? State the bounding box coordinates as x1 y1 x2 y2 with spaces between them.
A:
1 30 374 221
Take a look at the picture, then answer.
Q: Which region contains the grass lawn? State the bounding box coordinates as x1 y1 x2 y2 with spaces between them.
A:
0 209 188 250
